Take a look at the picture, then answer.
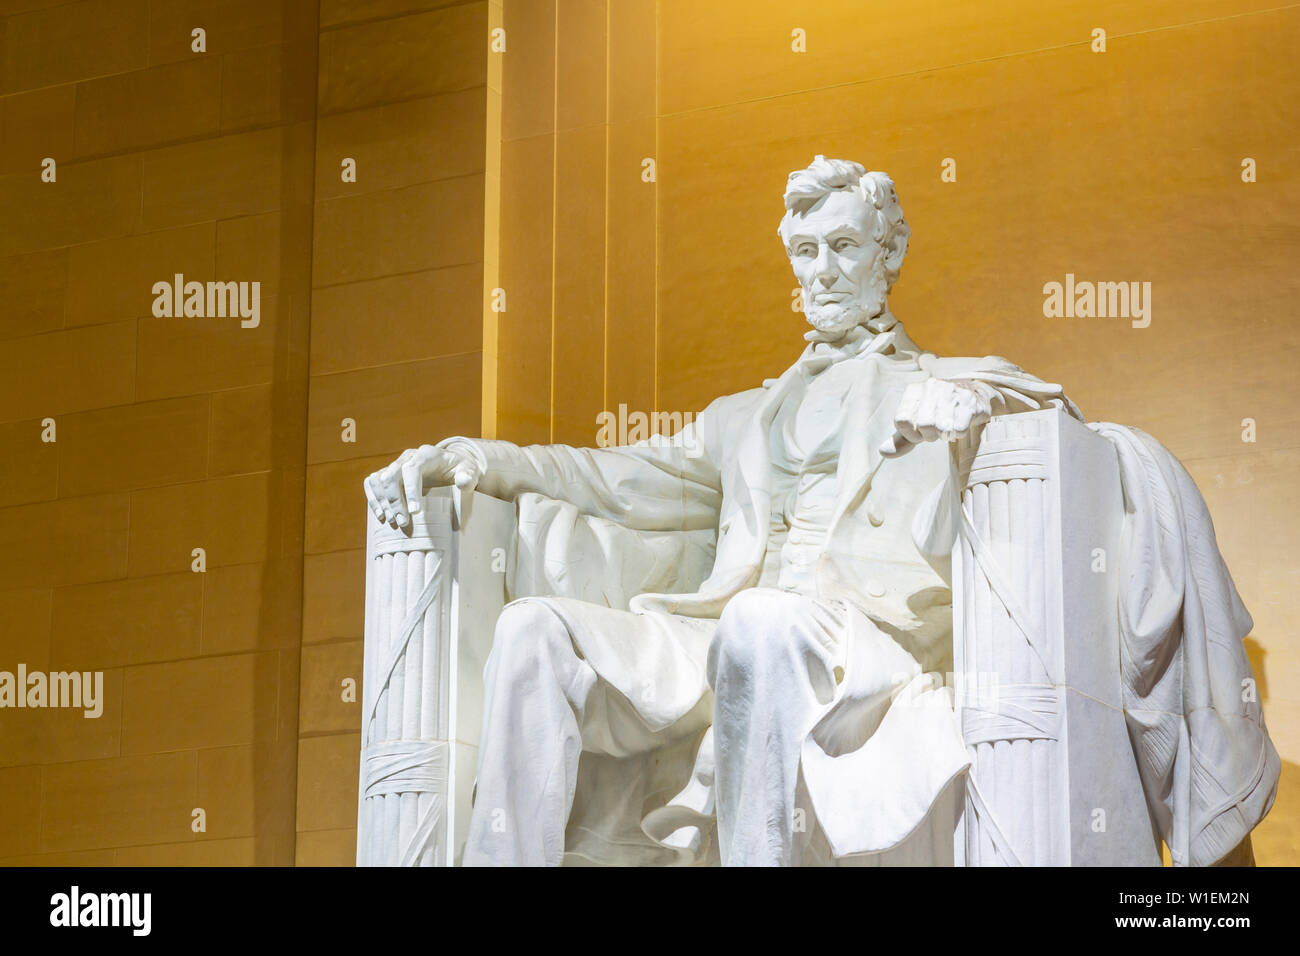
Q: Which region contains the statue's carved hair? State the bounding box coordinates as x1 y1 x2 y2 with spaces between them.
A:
778 155 910 291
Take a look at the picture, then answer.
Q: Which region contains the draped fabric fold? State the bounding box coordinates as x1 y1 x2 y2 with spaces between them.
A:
1089 422 1278 867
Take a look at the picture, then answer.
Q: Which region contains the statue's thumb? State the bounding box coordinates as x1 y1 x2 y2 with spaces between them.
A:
879 431 914 458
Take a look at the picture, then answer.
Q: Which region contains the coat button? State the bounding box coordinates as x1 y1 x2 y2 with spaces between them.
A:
866 580 886 597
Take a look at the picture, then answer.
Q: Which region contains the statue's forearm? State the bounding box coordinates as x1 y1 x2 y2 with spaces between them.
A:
988 378 1084 422
949 365 1085 423
436 435 722 531
438 437 565 502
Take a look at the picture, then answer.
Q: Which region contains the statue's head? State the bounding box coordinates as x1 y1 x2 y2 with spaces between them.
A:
777 156 910 338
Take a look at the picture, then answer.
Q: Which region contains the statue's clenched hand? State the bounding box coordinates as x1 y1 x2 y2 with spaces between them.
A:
879 377 998 458
364 443 484 526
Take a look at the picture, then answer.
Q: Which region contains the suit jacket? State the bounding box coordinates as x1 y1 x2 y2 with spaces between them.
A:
447 320 1274 864
463 318 1078 642
451 319 1082 859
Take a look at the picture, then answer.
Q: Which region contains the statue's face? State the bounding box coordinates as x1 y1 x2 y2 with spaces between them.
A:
785 189 887 337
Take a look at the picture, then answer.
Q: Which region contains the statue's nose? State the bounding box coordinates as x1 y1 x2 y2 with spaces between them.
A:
814 245 836 284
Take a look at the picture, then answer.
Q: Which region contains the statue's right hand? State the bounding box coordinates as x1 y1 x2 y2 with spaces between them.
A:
363 444 484 527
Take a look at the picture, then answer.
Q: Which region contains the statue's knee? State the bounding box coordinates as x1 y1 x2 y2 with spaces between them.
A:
711 590 798 681
718 589 775 635
492 599 570 670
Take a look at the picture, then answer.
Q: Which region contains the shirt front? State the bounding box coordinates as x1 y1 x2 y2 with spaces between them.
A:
757 316 901 595
759 359 861 594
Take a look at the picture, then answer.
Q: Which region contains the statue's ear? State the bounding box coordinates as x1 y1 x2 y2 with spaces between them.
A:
882 227 908 273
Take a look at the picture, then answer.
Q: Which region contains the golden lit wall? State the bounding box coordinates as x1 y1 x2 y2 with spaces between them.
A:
296 0 490 865
0 0 491 869
1 0 1293 867
494 0 1300 862
496 0 658 445
0 0 318 865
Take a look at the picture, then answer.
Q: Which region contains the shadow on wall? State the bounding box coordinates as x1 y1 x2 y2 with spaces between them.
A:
1241 637 1292 864
1253 761 1298 865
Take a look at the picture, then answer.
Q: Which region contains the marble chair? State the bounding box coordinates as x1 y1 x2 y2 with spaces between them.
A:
355 407 1179 867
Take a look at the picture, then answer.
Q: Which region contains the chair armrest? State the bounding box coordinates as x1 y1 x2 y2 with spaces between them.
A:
952 408 1159 866
357 488 515 867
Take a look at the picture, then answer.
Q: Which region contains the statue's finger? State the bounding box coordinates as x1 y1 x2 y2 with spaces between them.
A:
402 459 424 516
381 471 408 527
362 474 385 522
389 479 411 528
453 467 479 492
937 393 966 437
895 382 924 426
879 429 918 459
894 415 925 446
371 471 396 524
911 385 944 435
949 401 970 434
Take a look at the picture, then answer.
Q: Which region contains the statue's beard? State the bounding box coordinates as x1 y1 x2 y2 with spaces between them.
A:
803 264 888 339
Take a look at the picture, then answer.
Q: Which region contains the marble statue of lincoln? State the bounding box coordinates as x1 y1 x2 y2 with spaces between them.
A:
364 156 1277 866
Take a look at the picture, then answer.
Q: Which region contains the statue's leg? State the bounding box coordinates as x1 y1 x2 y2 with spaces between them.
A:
708 589 845 867
463 595 713 866
463 598 599 866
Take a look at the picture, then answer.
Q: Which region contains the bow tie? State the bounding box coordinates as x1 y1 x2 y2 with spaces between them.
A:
798 313 898 375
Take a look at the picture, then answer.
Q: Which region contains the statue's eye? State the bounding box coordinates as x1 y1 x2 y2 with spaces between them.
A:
833 237 858 252
795 243 816 258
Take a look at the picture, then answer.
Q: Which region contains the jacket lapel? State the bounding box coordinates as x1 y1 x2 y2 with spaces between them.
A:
709 361 805 587
825 329 924 539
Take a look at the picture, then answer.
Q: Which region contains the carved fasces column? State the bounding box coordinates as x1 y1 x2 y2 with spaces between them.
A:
952 409 1160 866
357 488 515 866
